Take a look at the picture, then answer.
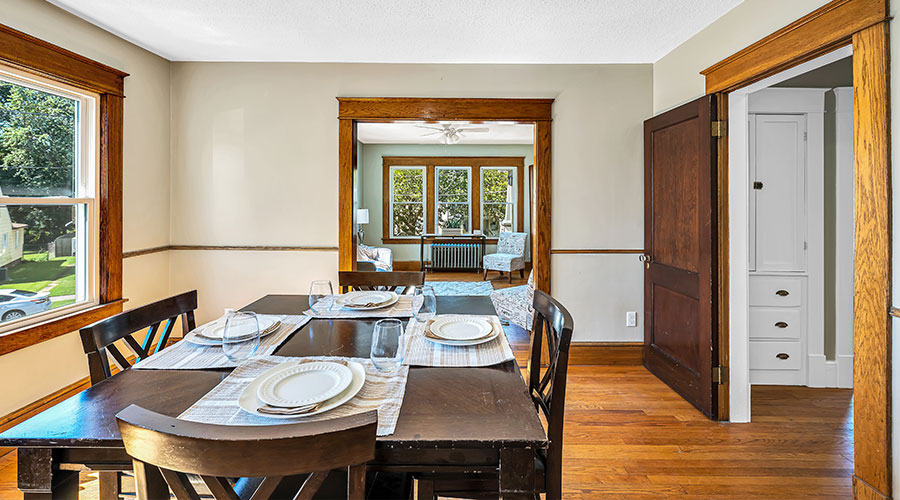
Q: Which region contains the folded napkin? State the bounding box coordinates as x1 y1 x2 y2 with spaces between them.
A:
178 355 409 436
403 315 516 367
133 315 310 370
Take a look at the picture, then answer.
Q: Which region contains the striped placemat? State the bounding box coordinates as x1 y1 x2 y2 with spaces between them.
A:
178 355 409 436
304 295 416 319
133 315 310 370
403 315 515 367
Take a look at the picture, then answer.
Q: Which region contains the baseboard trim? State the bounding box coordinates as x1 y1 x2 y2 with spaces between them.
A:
569 342 643 365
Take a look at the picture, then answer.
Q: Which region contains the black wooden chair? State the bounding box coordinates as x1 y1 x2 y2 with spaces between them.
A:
338 271 425 295
79 290 197 500
417 290 574 500
116 405 378 499
79 290 197 385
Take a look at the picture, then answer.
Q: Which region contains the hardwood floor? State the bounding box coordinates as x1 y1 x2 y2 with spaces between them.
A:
0 365 852 499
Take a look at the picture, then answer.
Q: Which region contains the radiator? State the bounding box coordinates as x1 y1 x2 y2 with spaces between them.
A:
432 243 483 270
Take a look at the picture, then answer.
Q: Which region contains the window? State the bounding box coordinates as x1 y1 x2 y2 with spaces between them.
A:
381 156 525 242
435 166 471 232
481 167 516 237
0 70 97 327
388 166 426 238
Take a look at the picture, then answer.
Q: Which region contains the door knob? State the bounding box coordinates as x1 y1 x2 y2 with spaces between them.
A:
639 254 653 269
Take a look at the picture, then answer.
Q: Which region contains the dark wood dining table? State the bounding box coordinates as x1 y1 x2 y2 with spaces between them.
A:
0 294 547 499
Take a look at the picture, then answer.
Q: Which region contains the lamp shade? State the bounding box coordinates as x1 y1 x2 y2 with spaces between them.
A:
357 208 369 224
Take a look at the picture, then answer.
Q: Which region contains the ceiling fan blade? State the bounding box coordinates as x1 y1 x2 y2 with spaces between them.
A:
458 127 490 133
414 125 444 131
420 131 443 137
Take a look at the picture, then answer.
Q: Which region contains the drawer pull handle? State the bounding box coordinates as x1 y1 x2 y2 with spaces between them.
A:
775 290 790 297
776 352 790 360
775 321 788 328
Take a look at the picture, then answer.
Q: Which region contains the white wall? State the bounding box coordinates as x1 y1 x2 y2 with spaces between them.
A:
359 143 533 261
169 63 651 340
0 0 172 416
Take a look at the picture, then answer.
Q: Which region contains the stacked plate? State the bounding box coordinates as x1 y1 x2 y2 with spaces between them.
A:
335 290 399 311
186 315 281 346
238 360 366 419
425 315 500 346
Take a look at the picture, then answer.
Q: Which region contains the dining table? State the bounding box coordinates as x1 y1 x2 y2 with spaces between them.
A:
0 294 548 499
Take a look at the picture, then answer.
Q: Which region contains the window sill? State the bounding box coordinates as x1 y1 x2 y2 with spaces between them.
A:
381 237 499 245
0 299 127 357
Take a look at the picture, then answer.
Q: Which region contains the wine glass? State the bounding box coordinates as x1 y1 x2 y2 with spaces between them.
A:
222 311 260 364
309 280 334 313
413 285 436 323
371 319 405 372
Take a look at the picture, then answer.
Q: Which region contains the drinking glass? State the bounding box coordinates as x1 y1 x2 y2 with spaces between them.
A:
222 311 261 364
413 285 436 323
309 280 334 313
371 319 405 372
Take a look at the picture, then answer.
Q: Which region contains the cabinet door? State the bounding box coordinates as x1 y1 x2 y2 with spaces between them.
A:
751 114 806 272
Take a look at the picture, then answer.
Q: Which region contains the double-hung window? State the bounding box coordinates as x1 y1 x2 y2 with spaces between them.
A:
480 167 516 237
435 166 471 232
0 69 97 327
388 166 426 238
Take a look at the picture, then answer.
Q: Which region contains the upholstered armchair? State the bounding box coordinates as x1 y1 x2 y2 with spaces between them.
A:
491 270 535 331
357 243 392 271
483 232 527 283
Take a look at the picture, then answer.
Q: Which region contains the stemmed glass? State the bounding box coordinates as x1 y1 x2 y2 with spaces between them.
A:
309 280 334 314
412 285 436 323
222 311 261 364
371 319 405 372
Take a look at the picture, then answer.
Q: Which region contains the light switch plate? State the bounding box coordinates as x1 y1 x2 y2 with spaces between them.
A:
626 311 637 327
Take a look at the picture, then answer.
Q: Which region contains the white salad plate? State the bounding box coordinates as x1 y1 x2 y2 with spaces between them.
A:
256 361 353 408
335 291 399 310
429 316 494 341
239 360 366 419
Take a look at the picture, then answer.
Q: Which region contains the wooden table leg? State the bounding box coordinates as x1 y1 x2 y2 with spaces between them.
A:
17 448 79 500
98 471 120 500
499 447 535 500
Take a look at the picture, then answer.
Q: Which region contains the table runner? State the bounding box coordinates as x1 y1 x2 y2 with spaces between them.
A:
304 295 416 319
133 315 310 370
178 355 409 436
403 315 515 367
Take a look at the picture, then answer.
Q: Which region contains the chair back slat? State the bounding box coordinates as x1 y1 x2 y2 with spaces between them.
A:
338 271 425 294
528 290 574 500
116 405 376 500
80 290 198 384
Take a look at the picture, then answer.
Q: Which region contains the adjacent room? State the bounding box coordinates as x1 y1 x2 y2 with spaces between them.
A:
0 1 895 499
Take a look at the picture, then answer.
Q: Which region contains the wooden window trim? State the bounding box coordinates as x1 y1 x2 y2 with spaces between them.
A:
381 156 525 243
0 24 127 356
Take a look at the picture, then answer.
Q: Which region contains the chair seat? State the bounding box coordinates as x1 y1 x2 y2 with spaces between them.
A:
483 253 525 272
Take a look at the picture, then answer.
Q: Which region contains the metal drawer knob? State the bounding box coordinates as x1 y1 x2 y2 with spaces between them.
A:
774 321 788 328
776 353 790 360
775 289 790 297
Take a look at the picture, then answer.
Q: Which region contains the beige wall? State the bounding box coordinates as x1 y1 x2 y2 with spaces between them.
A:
169 63 652 340
0 0 172 416
359 143 534 262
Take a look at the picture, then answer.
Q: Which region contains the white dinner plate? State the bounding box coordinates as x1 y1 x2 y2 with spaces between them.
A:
197 315 280 340
425 320 501 347
429 316 493 341
256 361 353 408
238 360 366 419
335 291 399 310
185 319 281 346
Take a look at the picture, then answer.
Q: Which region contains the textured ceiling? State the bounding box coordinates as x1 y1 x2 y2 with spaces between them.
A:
46 0 743 63
358 122 534 145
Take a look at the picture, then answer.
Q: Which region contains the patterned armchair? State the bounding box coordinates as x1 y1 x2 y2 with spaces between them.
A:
357 244 392 271
483 232 527 283
491 271 535 331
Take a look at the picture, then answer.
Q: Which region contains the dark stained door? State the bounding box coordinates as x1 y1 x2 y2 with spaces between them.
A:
643 95 718 418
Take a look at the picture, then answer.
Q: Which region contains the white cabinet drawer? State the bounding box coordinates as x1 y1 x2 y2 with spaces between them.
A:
749 276 802 307
749 307 803 340
750 341 802 370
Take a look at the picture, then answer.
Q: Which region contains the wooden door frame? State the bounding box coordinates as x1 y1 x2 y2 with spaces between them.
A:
700 0 891 497
337 98 554 292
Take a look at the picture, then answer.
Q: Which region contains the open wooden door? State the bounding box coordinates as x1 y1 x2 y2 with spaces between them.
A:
643 95 718 418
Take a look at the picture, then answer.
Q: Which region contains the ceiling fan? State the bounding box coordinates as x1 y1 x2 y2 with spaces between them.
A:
415 123 490 144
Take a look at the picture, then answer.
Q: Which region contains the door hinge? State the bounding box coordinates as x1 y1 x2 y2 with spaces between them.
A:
712 366 727 384
752 181 763 190
712 121 727 137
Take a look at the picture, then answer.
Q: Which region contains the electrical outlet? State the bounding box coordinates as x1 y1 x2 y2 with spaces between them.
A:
626 311 637 327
